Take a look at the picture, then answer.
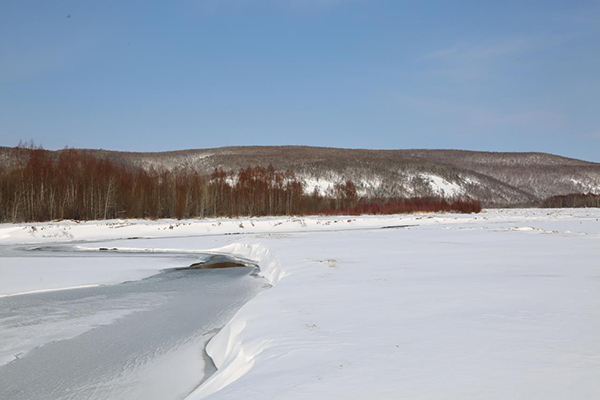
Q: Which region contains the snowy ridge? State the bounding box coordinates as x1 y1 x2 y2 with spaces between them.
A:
418 173 464 197
189 243 284 399
2 146 599 204
299 171 469 198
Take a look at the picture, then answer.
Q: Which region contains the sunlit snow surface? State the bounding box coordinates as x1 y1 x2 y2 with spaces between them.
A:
1 209 599 399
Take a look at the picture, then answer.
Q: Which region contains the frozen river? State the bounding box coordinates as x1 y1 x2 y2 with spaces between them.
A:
0 244 265 400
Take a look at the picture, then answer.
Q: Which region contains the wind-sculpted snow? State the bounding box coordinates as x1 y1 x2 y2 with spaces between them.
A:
188 243 283 399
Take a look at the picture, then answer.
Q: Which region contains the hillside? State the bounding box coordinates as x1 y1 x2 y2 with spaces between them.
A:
1 146 599 205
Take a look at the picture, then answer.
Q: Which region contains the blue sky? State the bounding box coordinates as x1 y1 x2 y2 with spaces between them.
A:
1 0 599 161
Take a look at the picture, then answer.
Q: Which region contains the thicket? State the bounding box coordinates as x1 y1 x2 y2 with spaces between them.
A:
543 193 600 208
0 144 481 223
325 197 482 215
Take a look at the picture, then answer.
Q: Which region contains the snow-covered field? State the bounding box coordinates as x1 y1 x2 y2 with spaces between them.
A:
1 209 599 399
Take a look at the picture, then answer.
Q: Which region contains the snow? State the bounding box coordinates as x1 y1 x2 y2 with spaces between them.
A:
298 172 344 196
1 209 600 399
419 173 464 197
302 177 336 196
461 175 480 186
569 178 600 194
356 177 384 196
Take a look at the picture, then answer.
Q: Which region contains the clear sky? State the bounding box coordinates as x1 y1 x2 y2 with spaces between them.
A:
1 0 599 161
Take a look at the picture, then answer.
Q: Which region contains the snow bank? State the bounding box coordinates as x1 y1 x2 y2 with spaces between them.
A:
210 242 284 286
189 243 284 399
189 209 600 399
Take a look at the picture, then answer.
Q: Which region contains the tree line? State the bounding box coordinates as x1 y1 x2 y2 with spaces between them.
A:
542 193 600 208
0 144 481 223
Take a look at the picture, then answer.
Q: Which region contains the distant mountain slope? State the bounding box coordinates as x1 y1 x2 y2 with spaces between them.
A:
1 146 599 205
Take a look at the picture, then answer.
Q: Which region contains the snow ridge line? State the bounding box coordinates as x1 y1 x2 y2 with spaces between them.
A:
188 243 284 399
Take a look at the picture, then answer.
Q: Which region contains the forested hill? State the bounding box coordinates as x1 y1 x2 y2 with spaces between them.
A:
1 145 599 206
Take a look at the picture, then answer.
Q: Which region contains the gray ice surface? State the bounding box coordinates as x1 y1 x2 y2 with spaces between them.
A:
0 245 265 400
